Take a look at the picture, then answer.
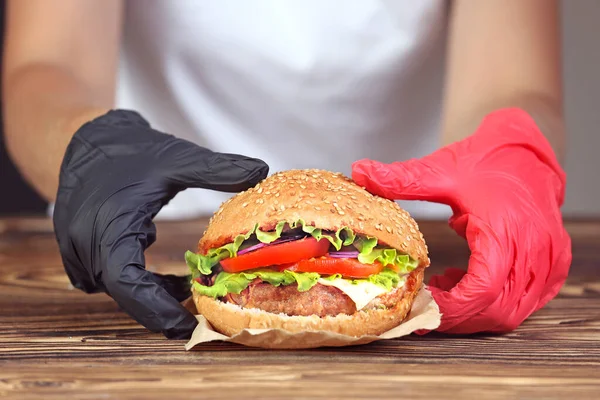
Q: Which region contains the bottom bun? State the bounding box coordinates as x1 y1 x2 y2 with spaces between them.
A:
192 268 425 337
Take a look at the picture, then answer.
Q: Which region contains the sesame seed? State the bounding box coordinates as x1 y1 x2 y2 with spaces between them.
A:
257 187 263 194
315 206 322 211
338 210 345 215
309 193 316 198
242 202 248 208
300 185 306 189
375 223 383 230
280 205 285 211
386 227 393 233
275 193 280 197
330 208 336 213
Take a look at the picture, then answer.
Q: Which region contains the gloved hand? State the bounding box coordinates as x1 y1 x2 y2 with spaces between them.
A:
352 108 571 334
53 109 268 339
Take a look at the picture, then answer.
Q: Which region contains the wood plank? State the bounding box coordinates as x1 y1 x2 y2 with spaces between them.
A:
1 295 599 366
2 363 599 400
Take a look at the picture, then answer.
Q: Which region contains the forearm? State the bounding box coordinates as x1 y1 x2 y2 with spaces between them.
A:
441 93 566 164
441 0 564 164
3 64 111 202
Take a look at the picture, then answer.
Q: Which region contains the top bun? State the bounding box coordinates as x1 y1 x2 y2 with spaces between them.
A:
198 169 429 267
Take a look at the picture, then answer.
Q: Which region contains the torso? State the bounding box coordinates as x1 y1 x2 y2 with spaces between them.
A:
116 0 452 219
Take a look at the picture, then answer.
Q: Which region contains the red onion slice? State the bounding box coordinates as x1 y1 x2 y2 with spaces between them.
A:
328 251 360 258
236 234 307 255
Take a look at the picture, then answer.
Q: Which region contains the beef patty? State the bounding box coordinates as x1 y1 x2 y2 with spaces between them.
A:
224 280 407 317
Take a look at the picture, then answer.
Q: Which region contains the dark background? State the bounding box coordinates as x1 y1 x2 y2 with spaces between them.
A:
0 0 48 216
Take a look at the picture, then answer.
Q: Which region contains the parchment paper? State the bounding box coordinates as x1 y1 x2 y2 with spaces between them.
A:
184 287 441 350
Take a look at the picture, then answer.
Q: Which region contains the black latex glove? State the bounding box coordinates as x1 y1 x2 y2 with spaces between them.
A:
53 110 268 339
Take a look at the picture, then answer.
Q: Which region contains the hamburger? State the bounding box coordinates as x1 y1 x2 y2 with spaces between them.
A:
185 169 430 337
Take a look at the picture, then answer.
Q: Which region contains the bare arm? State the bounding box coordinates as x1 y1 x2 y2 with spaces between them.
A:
441 0 565 163
2 0 123 202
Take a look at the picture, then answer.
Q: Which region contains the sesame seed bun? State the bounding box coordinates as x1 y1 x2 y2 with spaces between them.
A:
192 266 425 338
199 169 430 267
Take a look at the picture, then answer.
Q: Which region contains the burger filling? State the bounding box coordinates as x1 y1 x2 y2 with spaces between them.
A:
185 219 419 316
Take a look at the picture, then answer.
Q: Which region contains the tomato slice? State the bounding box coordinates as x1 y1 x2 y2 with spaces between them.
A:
285 257 383 279
220 237 330 273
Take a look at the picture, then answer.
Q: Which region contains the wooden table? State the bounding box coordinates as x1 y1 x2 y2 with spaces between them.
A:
1 217 599 399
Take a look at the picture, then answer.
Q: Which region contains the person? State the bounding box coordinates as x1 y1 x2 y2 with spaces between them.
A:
2 0 571 339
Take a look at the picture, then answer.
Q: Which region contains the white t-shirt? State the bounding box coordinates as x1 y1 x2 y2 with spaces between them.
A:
114 0 452 220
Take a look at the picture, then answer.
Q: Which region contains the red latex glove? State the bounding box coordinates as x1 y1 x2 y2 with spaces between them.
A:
352 108 572 334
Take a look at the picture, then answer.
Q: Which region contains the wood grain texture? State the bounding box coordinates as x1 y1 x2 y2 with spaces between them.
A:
1 217 599 399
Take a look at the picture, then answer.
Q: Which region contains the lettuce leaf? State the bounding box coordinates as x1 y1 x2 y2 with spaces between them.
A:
321 273 342 282
254 219 355 249
192 268 405 299
251 270 296 286
249 269 319 291
364 268 403 290
191 272 254 298
362 250 418 274
192 269 321 298
186 219 418 276
319 269 403 290
185 226 255 276
284 270 320 291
